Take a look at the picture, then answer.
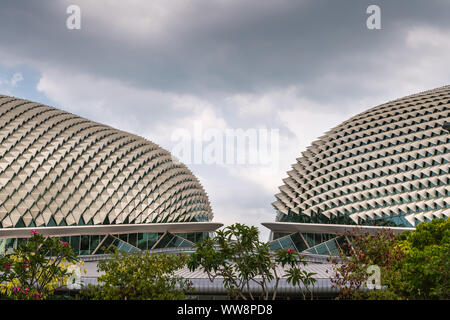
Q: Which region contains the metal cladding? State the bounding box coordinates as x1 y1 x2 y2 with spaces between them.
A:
273 86 450 227
0 95 213 228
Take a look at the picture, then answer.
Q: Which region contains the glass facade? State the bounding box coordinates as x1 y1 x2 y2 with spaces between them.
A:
0 231 210 255
269 232 342 255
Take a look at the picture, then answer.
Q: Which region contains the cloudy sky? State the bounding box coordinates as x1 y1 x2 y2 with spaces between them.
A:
1 0 449 240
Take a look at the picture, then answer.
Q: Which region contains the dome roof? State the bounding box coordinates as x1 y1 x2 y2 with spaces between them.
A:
273 85 450 227
0 95 212 228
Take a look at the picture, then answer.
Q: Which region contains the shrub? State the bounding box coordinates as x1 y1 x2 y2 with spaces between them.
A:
85 248 191 300
0 230 80 300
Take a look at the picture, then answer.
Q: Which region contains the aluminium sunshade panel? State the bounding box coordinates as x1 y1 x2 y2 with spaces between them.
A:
273 85 450 228
0 95 213 228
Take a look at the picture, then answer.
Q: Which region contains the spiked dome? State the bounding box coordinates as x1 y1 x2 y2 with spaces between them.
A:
273 86 450 228
0 95 213 229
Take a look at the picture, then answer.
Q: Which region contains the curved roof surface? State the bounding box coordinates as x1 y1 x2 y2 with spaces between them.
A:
273 86 450 227
0 95 213 228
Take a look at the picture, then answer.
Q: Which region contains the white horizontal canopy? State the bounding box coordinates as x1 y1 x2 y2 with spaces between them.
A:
0 222 223 239
261 222 414 235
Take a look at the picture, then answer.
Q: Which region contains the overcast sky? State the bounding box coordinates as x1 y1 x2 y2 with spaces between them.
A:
1 0 449 240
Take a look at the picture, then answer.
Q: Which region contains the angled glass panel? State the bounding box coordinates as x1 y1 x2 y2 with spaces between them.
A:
279 236 296 251
290 232 309 252
268 239 282 251
153 233 174 249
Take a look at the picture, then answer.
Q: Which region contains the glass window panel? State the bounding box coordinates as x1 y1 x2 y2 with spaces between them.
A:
327 240 341 256
96 235 115 254
147 233 160 249
315 243 330 255
137 233 147 250
177 233 187 240
305 247 318 254
128 233 137 247
186 233 196 243
119 234 128 243
90 235 100 253
115 239 139 253
154 233 174 249
279 236 295 250
70 236 80 254
304 233 316 247
80 235 90 255
178 240 193 248
5 238 17 252
167 235 184 248
117 241 128 252
268 240 282 251
290 233 308 252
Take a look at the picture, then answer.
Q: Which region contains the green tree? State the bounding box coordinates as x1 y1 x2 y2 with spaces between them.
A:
0 230 80 300
85 248 191 300
276 248 317 300
391 218 450 299
330 218 450 300
330 228 405 299
187 223 316 300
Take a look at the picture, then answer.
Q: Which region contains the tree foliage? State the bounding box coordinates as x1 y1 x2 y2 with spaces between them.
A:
330 228 405 299
276 248 317 300
85 248 192 300
187 223 316 300
0 230 80 300
331 218 450 300
391 218 450 299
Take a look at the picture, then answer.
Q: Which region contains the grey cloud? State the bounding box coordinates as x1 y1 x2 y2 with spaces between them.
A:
1 0 450 233
1 0 449 100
